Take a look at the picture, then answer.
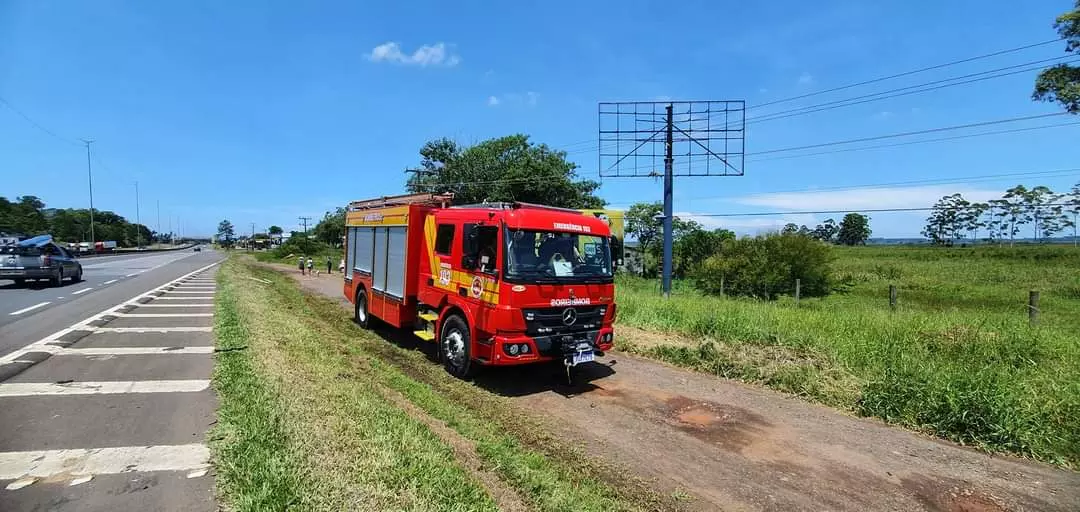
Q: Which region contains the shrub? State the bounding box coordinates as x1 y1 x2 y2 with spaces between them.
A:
692 233 833 300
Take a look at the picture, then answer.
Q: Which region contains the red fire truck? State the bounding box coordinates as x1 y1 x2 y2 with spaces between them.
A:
343 193 616 380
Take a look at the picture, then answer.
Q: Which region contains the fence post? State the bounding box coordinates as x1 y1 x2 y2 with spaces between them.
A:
795 279 801 306
1029 291 1039 326
889 285 897 311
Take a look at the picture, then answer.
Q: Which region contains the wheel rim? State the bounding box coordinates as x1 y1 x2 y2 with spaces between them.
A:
357 298 366 322
443 329 466 368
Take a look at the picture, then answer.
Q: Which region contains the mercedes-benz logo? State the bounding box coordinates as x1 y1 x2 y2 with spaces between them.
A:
561 307 577 326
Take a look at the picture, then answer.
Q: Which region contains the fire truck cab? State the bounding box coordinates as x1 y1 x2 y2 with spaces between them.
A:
343 193 616 379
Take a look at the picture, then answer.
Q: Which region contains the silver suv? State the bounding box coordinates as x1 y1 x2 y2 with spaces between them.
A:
0 235 83 287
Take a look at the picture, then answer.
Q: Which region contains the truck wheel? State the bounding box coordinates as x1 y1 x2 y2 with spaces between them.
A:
354 288 370 329
440 315 476 379
52 269 64 287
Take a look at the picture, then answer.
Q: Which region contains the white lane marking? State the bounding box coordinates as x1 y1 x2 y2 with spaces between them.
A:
9 302 51 316
137 303 214 307
174 286 216 289
58 346 214 356
115 313 213 318
6 477 36 490
166 291 216 294
0 380 211 397
89 326 213 333
0 260 222 365
72 287 93 295
148 297 215 300
69 475 93 486
126 273 138 277
103 279 118 285
56 296 65 299
0 444 209 480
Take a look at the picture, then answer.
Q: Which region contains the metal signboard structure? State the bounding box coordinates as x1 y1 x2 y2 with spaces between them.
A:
598 100 745 296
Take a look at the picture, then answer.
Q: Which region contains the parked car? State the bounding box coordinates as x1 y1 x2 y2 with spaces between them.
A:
193 246 202 252
0 235 83 287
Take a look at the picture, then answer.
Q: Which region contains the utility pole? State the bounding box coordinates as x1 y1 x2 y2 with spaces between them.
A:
251 222 256 251
82 139 96 243
299 216 312 237
661 104 674 298
135 181 142 249
156 200 161 242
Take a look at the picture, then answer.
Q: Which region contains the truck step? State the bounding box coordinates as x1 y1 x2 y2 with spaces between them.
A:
418 312 439 323
413 330 436 342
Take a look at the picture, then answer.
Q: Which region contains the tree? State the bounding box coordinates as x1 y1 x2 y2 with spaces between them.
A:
811 219 839 243
1033 2 1080 113
781 223 799 234
313 207 346 246
217 220 235 247
693 233 833 300
962 202 989 243
406 135 605 208
625 202 708 276
673 227 733 278
268 225 283 235
837 213 871 245
1066 182 1080 245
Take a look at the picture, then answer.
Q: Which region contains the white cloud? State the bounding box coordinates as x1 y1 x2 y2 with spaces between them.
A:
367 42 460 67
875 111 893 119
735 184 1002 211
797 72 814 85
487 92 538 107
675 211 821 235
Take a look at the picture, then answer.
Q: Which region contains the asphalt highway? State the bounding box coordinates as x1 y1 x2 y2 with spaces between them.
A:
0 248 225 511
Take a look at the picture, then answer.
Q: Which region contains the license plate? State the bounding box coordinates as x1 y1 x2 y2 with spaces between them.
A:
571 351 595 366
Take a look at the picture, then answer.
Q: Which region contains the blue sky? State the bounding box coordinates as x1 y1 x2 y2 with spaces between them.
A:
2 0 1078 238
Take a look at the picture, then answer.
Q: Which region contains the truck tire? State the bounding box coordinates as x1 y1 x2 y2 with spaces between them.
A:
354 288 370 329
440 315 476 379
52 269 64 287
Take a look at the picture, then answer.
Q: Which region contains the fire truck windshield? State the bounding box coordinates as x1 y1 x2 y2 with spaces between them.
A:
504 228 613 283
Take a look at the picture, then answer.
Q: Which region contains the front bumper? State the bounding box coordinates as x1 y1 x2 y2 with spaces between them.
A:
486 327 615 366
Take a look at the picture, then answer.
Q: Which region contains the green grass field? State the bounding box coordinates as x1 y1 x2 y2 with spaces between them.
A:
211 257 674 511
616 244 1080 468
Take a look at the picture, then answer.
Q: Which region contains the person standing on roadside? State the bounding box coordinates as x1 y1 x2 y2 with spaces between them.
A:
306 257 313 275
298 255 305 275
326 255 332 274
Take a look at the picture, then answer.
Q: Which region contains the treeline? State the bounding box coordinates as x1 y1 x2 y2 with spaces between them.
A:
0 195 157 247
626 201 853 300
923 182 1080 245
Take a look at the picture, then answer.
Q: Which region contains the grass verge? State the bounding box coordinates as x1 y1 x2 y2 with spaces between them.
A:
616 246 1080 468
215 257 673 511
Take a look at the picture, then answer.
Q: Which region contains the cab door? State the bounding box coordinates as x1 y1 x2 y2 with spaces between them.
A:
460 222 501 328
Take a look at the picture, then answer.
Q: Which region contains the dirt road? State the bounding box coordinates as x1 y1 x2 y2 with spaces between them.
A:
278 265 1080 512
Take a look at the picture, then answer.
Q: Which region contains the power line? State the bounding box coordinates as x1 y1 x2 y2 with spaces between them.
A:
749 38 1064 110
681 203 1075 218
0 96 81 147
680 166 1080 202
750 112 1067 156
746 56 1078 124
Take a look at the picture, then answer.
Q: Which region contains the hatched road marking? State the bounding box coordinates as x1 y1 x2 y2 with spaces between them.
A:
0 379 211 397
0 444 210 481
88 326 213 333
138 303 214 307
0 260 221 365
115 313 214 318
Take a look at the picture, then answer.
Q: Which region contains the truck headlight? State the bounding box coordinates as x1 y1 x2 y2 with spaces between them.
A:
508 344 520 356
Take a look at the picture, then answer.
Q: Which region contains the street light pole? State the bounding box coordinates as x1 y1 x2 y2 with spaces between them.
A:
135 181 142 249
82 139 95 243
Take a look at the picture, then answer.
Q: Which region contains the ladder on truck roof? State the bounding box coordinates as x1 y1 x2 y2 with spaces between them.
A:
347 193 454 211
